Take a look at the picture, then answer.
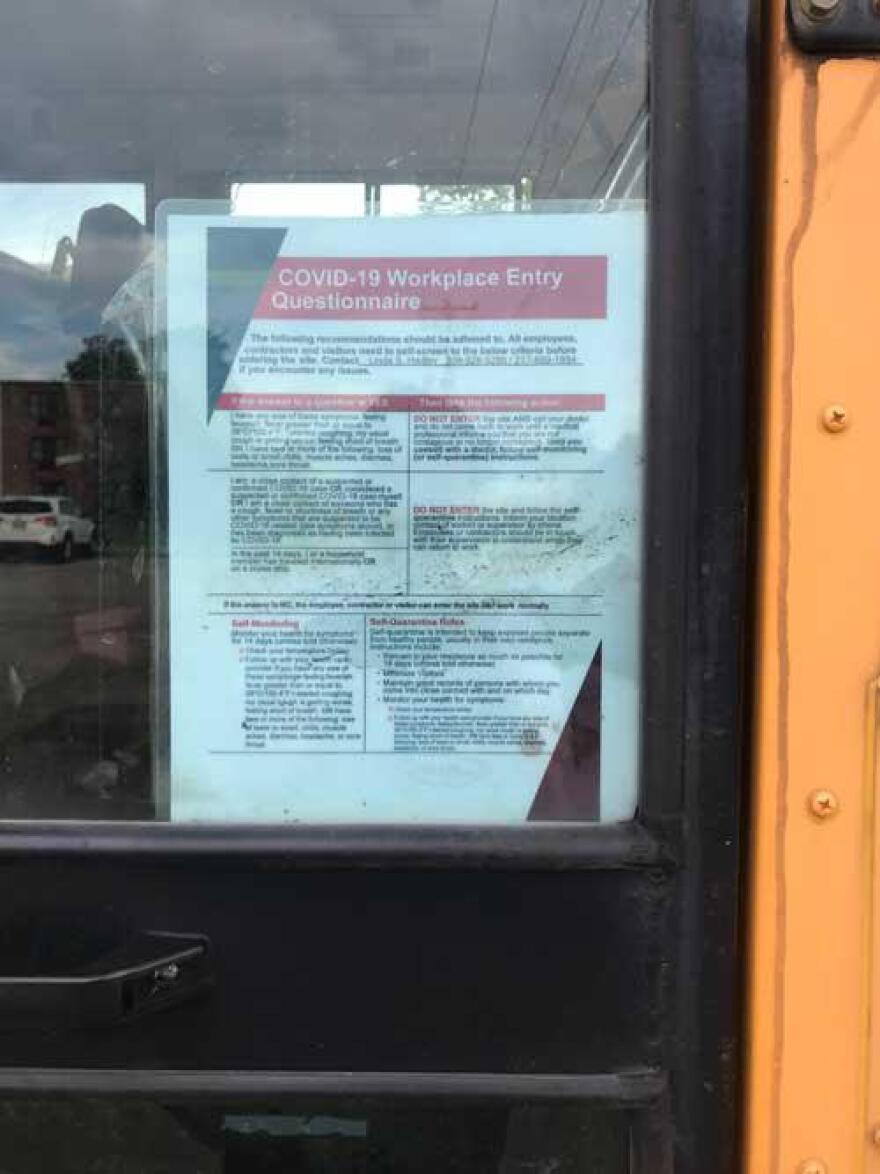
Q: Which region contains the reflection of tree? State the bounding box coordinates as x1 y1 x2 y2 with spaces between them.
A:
65 333 141 383
207 326 232 421
414 184 518 215
207 327 231 370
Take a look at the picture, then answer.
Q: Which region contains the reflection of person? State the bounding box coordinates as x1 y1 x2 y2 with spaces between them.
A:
63 204 147 336
50 235 75 280
0 203 152 818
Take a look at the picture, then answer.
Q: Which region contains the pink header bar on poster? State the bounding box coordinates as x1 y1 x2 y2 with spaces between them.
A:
254 256 607 320
216 393 606 413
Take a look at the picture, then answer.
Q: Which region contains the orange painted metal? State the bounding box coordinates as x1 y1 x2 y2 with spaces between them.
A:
746 5 880 1170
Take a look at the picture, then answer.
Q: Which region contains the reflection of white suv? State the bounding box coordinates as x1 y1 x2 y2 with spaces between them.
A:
0 496 97 562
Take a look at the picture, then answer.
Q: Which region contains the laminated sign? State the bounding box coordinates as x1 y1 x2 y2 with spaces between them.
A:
160 208 646 822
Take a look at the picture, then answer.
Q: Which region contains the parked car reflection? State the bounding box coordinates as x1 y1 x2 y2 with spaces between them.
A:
0 495 97 561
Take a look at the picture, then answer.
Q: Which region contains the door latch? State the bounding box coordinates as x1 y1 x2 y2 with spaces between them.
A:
0 931 213 1030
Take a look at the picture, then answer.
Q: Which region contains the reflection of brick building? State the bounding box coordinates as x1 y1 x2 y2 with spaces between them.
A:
0 378 146 540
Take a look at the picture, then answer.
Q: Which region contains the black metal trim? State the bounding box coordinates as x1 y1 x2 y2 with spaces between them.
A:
646 0 757 1166
0 821 669 869
639 5 694 831
0 1067 666 1104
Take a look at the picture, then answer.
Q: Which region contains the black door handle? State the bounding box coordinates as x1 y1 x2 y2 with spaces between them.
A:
0 931 213 1029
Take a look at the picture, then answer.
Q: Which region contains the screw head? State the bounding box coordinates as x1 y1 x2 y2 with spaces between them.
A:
801 0 840 18
822 404 849 432
808 789 840 819
798 1162 828 1174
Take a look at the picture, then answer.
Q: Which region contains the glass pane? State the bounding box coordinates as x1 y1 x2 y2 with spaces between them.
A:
0 185 145 272
0 1097 632 1172
0 0 648 824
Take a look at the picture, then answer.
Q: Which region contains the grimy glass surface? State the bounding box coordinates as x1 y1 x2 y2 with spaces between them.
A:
0 0 648 822
0 1097 631 1172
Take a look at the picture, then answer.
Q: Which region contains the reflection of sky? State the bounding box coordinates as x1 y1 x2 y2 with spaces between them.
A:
231 183 364 218
0 184 145 269
380 186 423 216
231 184 510 218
